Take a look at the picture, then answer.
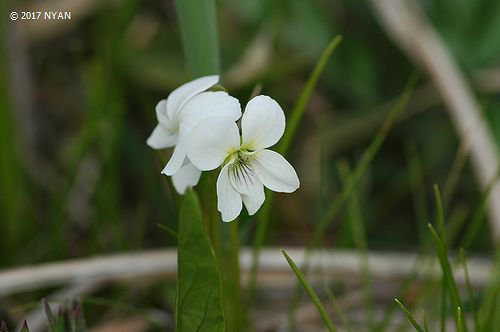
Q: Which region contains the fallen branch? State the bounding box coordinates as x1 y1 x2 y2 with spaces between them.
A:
0 248 493 297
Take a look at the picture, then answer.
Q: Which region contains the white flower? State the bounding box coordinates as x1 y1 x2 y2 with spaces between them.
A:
146 75 241 194
186 95 300 222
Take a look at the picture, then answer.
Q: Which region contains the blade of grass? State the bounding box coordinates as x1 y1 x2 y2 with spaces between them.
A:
422 309 430 332
433 185 447 244
157 224 178 239
247 35 343 307
175 0 220 77
461 164 500 251
278 35 343 155
428 223 466 332
337 161 374 328
281 249 336 332
325 287 352 332
406 141 430 249
478 248 500 332
457 307 464 332
459 249 480 332
308 73 418 250
395 299 425 332
287 73 418 326
440 276 447 332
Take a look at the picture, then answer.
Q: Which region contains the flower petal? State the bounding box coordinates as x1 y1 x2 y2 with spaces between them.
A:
241 95 285 150
166 75 219 120
146 125 177 149
171 162 202 194
187 117 240 171
155 99 170 126
179 91 241 128
228 161 265 215
217 164 242 222
253 149 300 193
161 123 191 176
242 188 265 216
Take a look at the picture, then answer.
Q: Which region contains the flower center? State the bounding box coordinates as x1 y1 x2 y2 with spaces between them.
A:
225 149 258 192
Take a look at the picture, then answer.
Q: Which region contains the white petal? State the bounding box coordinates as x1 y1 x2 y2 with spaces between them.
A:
166 75 219 121
155 99 171 127
241 95 286 150
227 161 265 215
242 188 265 216
187 117 240 171
217 164 242 222
146 125 177 149
161 124 190 176
253 149 300 193
179 91 241 128
171 162 202 194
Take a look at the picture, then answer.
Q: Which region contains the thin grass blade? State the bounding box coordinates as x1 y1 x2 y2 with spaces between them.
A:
395 299 425 332
247 35 343 307
281 249 336 332
325 287 352 332
460 249 480 332
428 223 466 331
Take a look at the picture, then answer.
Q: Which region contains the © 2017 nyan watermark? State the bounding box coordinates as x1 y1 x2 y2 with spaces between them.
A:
10 11 71 21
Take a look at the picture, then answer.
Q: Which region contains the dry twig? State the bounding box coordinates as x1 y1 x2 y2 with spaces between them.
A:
0 248 492 297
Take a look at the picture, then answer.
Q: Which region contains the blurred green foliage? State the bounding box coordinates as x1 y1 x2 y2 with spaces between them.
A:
1 0 500 329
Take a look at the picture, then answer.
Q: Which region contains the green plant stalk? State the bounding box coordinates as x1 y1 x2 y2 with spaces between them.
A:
175 0 220 77
228 221 242 331
433 185 447 244
422 309 430 332
460 249 480 332
308 73 418 250
246 35 343 307
287 73 418 326
395 299 425 332
461 164 500 251
406 141 430 248
281 249 336 332
325 287 352 332
428 223 466 332
337 161 374 327
440 276 447 332
278 35 343 155
478 248 500 331
456 307 464 332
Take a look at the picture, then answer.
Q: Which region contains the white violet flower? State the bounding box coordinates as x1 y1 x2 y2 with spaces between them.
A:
146 75 241 194
186 95 300 222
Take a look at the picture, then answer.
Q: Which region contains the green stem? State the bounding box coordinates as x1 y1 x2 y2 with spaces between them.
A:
229 221 242 331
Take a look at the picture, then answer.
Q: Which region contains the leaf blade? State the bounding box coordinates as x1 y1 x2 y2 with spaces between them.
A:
176 190 224 332
175 0 220 77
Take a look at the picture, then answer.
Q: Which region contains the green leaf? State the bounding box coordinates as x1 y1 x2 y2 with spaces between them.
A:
176 190 224 332
281 249 336 332
175 0 220 77
395 299 425 332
